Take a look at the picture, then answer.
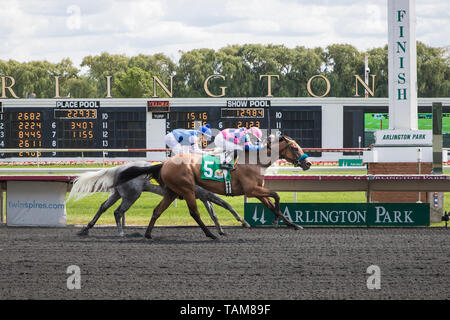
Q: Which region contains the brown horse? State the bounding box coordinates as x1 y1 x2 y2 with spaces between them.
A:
115 135 311 239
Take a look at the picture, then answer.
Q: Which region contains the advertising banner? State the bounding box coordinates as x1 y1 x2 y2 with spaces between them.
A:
244 203 430 227
7 181 67 227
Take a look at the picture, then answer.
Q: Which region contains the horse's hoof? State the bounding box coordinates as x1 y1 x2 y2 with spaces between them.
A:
242 221 251 228
219 231 227 236
292 224 303 230
144 233 152 240
77 228 89 236
207 234 218 240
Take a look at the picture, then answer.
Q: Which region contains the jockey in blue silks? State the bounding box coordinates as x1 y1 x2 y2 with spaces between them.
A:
165 124 212 155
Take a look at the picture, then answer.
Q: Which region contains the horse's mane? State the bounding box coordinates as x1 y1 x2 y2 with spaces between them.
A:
278 135 292 142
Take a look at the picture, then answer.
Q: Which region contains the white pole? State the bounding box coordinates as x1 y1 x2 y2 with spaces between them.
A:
364 53 369 98
417 147 422 202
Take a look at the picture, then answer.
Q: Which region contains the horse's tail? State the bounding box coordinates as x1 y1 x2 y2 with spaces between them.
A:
115 163 163 187
67 167 118 202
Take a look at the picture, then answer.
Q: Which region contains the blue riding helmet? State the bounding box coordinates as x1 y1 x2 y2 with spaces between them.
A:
198 124 212 139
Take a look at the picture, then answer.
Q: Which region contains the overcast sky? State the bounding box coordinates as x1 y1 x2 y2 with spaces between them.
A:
0 0 448 68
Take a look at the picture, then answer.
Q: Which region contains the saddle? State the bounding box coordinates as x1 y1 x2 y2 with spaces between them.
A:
201 154 236 196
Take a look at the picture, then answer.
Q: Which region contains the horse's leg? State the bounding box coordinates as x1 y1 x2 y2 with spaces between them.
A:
78 191 121 236
113 193 141 237
268 191 280 227
213 198 250 228
184 192 217 240
250 187 302 230
256 196 281 227
201 200 226 236
144 190 177 239
256 195 301 230
267 191 290 227
256 196 280 228
197 186 250 228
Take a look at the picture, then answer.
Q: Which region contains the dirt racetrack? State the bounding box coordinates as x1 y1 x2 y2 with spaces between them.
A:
0 224 449 300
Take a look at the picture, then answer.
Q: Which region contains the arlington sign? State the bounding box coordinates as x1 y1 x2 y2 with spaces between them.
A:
244 203 430 227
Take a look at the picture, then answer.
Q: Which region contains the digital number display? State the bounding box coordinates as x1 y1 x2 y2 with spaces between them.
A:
168 105 321 154
0 101 325 159
221 108 264 118
166 110 210 147
0 102 146 158
236 120 261 128
54 109 97 119
167 111 209 130
8 111 43 156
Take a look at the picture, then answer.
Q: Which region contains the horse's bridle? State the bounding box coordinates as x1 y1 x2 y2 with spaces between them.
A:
277 136 311 169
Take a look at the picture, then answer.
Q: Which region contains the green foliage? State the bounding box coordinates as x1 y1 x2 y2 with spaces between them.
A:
417 42 450 97
1 42 449 98
113 66 153 98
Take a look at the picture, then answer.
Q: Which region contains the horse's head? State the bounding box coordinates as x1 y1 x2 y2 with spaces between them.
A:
276 135 311 171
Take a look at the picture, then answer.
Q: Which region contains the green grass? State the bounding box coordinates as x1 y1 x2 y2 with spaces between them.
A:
65 188 369 226
66 190 448 227
364 113 450 133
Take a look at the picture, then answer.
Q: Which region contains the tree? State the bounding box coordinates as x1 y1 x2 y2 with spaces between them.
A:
417 41 449 97
175 48 218 97
113 66 153 98
129 53 176 78
1 43 448 99
81 53 130 97
288 46 325 97
324 44 365 97
65 76 98 98
366 46 388 97
0 58 81 98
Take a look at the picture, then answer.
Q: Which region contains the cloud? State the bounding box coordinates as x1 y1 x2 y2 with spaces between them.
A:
0 0 447 67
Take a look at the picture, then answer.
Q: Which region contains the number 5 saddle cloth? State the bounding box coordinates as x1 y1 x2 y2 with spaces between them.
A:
201 154 237 196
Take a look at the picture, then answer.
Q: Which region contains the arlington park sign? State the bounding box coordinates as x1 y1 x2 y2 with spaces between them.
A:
244 203 430 227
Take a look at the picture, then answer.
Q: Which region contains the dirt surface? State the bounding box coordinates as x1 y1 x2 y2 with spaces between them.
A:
0 224 449 300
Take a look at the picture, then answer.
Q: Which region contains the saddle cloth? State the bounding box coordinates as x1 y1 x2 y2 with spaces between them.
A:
201 154 231 182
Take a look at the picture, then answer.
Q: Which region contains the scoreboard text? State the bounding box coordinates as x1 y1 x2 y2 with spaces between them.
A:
0 101 146 157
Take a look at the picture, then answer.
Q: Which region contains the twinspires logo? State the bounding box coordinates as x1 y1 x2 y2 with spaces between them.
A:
8 200 65 210
244 203 430 227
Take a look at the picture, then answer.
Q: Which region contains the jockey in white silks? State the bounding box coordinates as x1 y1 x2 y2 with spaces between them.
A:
165 124 212 155
213 126 263 169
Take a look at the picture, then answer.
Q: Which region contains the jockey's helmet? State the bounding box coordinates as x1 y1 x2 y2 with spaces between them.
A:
248 127 262 141
198 124 212 139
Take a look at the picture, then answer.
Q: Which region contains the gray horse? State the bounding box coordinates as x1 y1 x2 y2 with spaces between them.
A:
67 161 249 237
